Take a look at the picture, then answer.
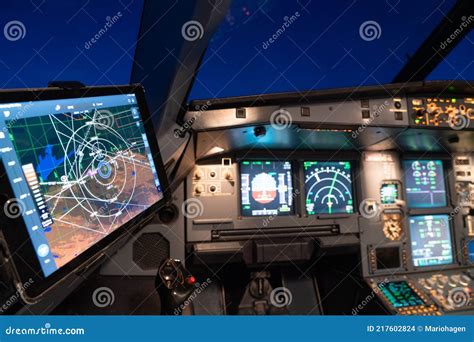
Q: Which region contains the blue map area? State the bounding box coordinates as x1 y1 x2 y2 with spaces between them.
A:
36 145 74 181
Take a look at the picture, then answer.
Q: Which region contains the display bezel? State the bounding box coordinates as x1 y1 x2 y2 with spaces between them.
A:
238 159 296 217
0 85 170 299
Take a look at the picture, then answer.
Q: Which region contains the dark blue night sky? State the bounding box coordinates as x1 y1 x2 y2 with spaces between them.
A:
0 0 472 101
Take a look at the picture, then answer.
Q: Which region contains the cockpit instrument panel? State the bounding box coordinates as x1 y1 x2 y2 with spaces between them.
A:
240 161 294 216
304 161 353 215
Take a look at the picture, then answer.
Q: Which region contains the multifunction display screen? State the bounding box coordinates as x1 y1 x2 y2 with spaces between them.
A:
409 215 453 267
404 160 447 208
240 161 294 216
304 161 353 215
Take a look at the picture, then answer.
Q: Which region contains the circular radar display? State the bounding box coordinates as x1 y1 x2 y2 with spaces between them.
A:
304 161 354 215
63 112 138 225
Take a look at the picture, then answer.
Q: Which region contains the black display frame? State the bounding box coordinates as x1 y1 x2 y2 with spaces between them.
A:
0 84 170 299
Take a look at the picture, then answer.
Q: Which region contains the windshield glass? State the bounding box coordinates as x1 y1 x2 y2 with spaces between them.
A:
428 30 474 81
0 0 143 88
189 0 458 100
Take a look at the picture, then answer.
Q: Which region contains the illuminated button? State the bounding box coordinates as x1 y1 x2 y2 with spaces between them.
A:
186 276 196 285
37 244 50 257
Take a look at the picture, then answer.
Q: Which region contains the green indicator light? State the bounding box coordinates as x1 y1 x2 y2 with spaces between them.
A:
242 161 250 165
253 161 262 165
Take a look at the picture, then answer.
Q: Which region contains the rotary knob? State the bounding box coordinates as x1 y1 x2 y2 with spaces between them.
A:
224 169 233 180
194 185 205 194
194 169 204 180
460 274 471 286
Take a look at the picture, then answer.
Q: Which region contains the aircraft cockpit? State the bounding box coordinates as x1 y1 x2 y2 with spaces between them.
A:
0 0 473 325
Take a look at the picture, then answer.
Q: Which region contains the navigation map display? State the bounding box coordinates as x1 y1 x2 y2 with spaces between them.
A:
403 160 447 208
240 161 294 216
304 161 354 215
409 215 453 267
1 93 164 277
